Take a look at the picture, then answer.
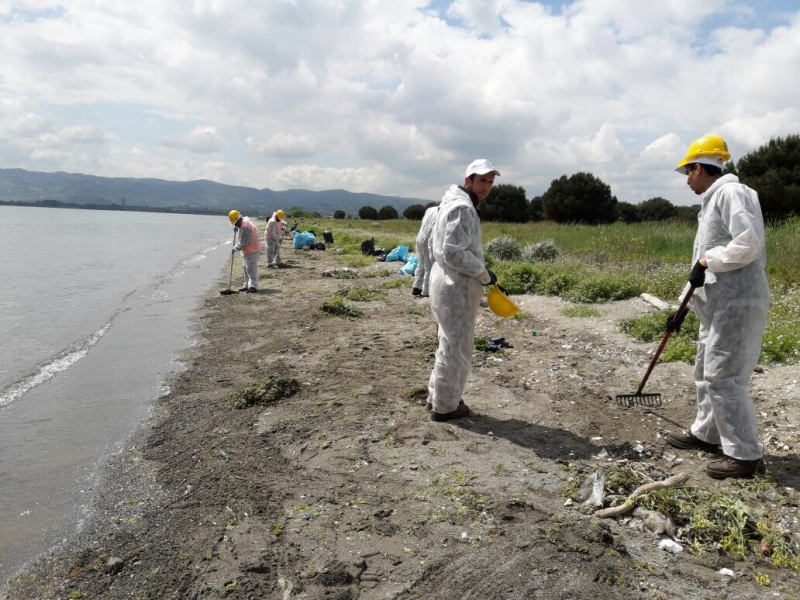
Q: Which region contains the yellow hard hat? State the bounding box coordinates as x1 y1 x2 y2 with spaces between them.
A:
228 209 241 224
487 284 520 318
675 134 731 173
276 209 285 220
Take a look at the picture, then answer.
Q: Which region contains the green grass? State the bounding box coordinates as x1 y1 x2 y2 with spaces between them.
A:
334 286 388 302
305 217 800 362
376 278 409 289
619 310 699 363
321 295 363 318
561 305 602 318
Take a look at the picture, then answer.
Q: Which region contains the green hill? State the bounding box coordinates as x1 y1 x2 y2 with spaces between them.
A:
0 168 428 216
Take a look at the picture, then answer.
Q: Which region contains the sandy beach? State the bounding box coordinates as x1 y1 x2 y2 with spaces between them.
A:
6 245 800 599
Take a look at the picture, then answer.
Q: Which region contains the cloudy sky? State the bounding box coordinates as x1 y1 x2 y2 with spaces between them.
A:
1 0 799 206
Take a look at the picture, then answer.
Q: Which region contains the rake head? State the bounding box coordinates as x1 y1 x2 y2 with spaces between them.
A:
615 393 662 408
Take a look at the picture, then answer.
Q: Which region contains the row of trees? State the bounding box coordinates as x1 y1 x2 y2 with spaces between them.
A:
344 134 799 224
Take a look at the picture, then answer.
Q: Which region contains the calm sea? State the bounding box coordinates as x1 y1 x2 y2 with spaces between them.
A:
0 206 233 586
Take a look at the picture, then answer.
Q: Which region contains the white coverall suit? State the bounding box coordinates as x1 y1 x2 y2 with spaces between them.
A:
686 174 770 460
426 186 485 413
265 213 285 267
413 206 439 296
233 217 261 290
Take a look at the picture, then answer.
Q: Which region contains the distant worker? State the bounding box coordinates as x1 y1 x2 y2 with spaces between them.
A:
666 134 770 479
265 209 287 268
412 205 439 298
228 209 261 293
425 159 499 421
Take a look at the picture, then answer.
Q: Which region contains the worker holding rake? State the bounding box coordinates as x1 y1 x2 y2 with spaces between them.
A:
229 209 261 293
666 134 770 479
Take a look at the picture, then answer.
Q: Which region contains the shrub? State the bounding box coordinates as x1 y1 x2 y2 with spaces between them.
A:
540 271 580 296
521 239 558 262
619 310 699 363
562 271 642 303
499 263 542 294
485 235 521 261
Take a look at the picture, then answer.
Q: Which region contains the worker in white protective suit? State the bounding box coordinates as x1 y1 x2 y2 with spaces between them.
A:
666 134 770 479
425 159 499 421
265 209 287 268
229 209 261 293
412 205 439 298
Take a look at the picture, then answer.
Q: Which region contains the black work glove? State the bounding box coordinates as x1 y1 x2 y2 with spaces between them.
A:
665 309 687 333
688 260 707 288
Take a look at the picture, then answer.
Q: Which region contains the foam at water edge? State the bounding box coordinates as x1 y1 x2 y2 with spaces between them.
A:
0 323 111 408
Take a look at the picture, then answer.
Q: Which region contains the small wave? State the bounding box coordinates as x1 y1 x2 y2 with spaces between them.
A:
150 290 170 301
0 323 111 408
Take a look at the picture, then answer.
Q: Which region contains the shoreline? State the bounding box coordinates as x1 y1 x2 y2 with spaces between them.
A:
0 239 230 592
6 246 799 599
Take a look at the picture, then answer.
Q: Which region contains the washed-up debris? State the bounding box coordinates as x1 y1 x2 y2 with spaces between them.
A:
322 267 358 278
718 568 735 577
230 376 301 409
658 539 683 554
575 470 606 508
632 507 675 535
595 472 689 518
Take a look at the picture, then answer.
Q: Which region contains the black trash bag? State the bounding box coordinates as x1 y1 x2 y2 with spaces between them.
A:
311 242 326 251
360 237 375 255
323 230 334 244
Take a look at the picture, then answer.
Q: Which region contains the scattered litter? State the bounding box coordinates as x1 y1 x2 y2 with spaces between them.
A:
531 330 538 336
461 532 469 542
632 507 675 535
718 568 735 577
591 448 609 460
575 470 605 508
634 443 645 454
658 539 683 554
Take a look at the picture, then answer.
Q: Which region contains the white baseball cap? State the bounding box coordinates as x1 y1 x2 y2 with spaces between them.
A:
465 159 500 178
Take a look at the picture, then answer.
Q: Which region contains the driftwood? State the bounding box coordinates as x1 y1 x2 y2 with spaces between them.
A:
595 472 690 519
640 293 676 311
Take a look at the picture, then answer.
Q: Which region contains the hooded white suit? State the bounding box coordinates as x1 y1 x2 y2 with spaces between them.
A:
413 205 439 296
426 186 486 413
685 174 770 460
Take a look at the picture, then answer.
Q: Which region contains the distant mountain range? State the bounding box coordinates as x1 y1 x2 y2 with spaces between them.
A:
0 168 428 216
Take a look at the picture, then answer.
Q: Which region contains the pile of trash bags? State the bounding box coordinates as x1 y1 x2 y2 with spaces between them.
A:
292 230 326 251
360 238 417 275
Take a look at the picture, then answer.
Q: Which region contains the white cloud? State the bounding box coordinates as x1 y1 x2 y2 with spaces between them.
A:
0 0 798 204
160 126 223 153
272 163 391 193
247 132 317 158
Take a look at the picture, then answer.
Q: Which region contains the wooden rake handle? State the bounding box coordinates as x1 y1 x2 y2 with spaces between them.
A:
635 284 697 395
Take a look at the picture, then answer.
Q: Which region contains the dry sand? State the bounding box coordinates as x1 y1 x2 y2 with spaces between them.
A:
5 246 800 599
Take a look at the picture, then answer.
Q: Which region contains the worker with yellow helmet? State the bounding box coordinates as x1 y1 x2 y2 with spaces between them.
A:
228 209 261 292
265 209 287 268
666 134 770 479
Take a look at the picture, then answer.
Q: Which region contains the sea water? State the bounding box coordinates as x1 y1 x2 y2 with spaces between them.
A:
0 206 234 585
